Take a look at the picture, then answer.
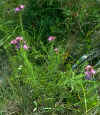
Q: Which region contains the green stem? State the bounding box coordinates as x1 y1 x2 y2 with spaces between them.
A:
19 13 24 35
81 83 88 115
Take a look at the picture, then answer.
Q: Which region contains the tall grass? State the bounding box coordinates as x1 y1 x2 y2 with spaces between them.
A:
0 0 100 114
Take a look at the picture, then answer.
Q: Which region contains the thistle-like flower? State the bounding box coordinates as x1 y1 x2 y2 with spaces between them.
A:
85 65 96 80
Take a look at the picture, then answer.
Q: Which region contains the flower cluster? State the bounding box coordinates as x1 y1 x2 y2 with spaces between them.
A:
15 5 24 12
10 36 28 50
85 65 96 80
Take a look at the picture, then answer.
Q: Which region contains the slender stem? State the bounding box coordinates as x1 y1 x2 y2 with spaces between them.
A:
81 83 88 115
19 13 24 35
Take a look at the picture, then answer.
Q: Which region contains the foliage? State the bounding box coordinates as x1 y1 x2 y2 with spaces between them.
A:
0 0 100 114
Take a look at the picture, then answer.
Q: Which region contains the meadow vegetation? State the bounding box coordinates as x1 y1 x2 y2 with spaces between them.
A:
0 0 100 114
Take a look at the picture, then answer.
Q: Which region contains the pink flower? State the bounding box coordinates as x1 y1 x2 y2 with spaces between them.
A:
15 7 20 12
85 65 92 71
20 5 24 9
10 40 17 44
85 65 96 80
16 36 23 41
23 44 28 50
85 65 96 74
48 36 56 42
15 5 24 12
91 69 96 74
54 48 58 54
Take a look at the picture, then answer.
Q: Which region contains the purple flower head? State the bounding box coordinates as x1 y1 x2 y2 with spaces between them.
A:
90 69 96 74
85 65 96 80
85 65 96 74
20 5 24 9
16 36 23 41
85 71 92 80
54 48 58 52
10 40 17 44
15 7 21 12
15 4 24 12
85 65 92 71
15 42 20 49
23 44 28 50
48 36 56 42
